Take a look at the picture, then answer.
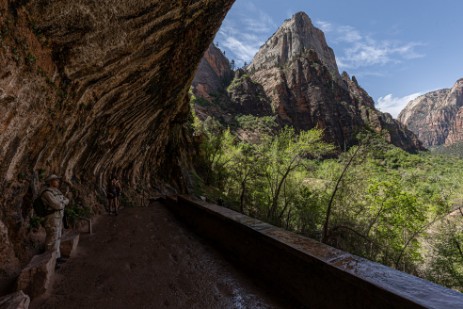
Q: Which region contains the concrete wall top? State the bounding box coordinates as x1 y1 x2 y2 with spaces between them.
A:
167 195 463 309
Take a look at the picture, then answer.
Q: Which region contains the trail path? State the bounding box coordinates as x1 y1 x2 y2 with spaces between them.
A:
31 202 288 308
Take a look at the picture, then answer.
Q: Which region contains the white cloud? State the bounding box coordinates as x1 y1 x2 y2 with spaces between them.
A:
316 20 333 33
218 11 424 71
216 5 277 66
376 92 422 118
321 23 424 70
336 26 362 43
338 40 424 69
221 36 259 61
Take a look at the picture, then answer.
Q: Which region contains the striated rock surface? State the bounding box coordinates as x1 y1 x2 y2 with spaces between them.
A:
192 43 234 100
246 12 422 150
250 12 341 83
399 79 463 147
0 0 234 284
342 73 423 151
192 13 422 152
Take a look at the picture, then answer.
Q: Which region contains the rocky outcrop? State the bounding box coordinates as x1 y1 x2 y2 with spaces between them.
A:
399 79 463 147
0 0 234 284
249 12 341 83
247 12 422 150
192 44 272 122
343 73 423 152
226 69 273 116
191 12 422 151
16 251 57 298
192 43 233 100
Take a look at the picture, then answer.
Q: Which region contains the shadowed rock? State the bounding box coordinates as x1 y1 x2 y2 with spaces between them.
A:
0 0 235 284
0 291 30 309
60 231 80 258
16 251 57 299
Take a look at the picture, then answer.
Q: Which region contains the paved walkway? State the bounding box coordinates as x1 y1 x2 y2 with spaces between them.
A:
31 202 289 308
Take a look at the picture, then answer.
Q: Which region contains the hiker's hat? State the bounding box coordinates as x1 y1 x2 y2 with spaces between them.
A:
45 174 62 183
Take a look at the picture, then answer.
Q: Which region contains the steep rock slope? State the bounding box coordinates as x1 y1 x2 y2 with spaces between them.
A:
250 12 341 83
192 44 272 120
199 12 422 151
399 79 463 147
249 12 422 150
0 0 234 282
192 43 234 101
227 69 273 116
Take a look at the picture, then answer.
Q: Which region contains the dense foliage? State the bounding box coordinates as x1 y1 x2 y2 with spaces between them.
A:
193 115 463 292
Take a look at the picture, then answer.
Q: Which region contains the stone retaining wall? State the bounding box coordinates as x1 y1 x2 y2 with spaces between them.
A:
162 195 463 309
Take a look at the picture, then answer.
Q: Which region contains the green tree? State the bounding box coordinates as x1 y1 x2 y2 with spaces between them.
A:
199 122 234 186
260 128 334 223
425 215 463 291
228 142 259 213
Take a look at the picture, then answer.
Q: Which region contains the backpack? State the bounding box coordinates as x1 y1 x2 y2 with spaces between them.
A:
33 190 53 217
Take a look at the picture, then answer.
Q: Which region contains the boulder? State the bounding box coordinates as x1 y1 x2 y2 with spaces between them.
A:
16 251 57 299
60 231 80 258
0 291 30 309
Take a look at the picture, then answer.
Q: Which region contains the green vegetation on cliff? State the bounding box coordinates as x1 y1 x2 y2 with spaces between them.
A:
193 115 463 292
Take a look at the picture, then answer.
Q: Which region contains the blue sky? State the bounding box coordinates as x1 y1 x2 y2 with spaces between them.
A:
215 0 463 118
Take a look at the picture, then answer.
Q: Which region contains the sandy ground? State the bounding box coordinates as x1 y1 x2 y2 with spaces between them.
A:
30 202 290 309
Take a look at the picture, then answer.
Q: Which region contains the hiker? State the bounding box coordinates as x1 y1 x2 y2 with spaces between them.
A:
40 174 70 263
107 176 122 215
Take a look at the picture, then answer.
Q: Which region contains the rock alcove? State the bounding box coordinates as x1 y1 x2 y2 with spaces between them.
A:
0 0 235 282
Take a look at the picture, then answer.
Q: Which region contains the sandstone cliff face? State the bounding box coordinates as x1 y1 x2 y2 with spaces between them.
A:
399 79 463 147
192 12 422 152
342 73 423 152
250 12 341 83
192 44 272 121
0 0 234 282
248 12 422 150
192 43 234 100
226 69 273 116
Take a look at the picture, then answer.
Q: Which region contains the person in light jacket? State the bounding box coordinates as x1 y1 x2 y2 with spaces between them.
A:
40 174 69 262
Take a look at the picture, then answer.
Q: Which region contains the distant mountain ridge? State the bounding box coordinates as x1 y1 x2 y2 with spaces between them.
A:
398 78 463 148
192 12 423 152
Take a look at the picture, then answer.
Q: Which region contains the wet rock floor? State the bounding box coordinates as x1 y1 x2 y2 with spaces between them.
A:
31 202 290 308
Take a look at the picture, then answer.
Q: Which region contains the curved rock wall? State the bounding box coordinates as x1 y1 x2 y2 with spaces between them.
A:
0 0 234 280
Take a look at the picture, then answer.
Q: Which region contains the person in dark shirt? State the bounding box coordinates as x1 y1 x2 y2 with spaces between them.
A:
107 177 122 215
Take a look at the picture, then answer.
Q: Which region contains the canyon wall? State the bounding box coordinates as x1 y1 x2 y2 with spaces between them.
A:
0 0 234 282
399 79 463 148
192 13 423 152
